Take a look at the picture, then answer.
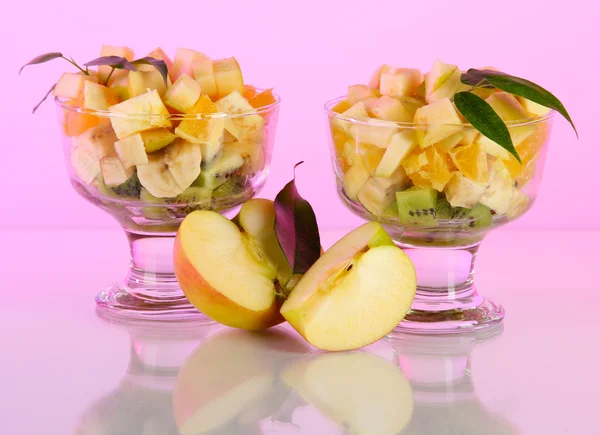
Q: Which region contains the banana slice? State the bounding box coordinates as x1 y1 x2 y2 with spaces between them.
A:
164 139 202 190
137 153 183 198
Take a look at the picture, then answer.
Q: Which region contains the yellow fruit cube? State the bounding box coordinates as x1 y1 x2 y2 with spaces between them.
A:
215 90 264 142
348 84 378 105
449 142 489 183
128 70 168 98
141 47 174 81
98 45 134 85
213 57 244 99
342 140 385 173
138 129 177 153
54 73 99 99
100 156 134 186
114 134 149 168
379 68 422 98
414 98 463 148
517 96 551 116
175 95 225 145
108 90 171 139
365 96 412 122
83 81 113 111
164 74 201 112
173 49 216 99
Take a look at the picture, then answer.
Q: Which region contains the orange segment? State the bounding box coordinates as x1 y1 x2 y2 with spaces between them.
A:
248 89 276 109
243 85 258 100
405 148 452 191
449 142 488 183
62 99 102 136
503 122 549 179
175 95 223 143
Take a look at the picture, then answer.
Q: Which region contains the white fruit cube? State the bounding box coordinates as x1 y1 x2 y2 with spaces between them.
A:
479 163 514 214
379 68 422 98
348 85 378 105
424 60 461 104
76 123 118 159
83 81 111 111
414 98 463 148
114 134 149 169
517 97 551 116
365 96 412 122
54 73 99 99
215 91 264 142
214 57 244 99
375 131 417 177
164 74 201 112
108 90 172 139
98 45 134 85
444 173 486 208
100 156 135 186
128 70 168 98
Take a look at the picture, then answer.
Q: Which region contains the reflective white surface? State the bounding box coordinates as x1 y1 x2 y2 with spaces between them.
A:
1 229 598 434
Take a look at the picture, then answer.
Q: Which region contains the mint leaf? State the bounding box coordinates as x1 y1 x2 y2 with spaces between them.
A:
454 91 520 163
19 52 64 74
274 162 321 276
84 56 137 71
485 74 578 137
32 83 56 114
132 57 169 84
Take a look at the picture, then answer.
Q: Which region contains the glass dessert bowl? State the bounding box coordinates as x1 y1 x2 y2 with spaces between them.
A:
56 90 280 321
326 95 553 333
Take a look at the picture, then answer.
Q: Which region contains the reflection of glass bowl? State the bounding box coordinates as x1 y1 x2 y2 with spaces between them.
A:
55 94 280 320
326 97 553 333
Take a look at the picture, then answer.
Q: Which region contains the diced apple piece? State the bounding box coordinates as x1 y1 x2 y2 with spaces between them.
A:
368 64 391 89
128 70 168 98
98 45 134 85
517 96 552 116
100 156 134 186
476 92 537 159
343 160 370 201
54 73 99 99
114 134 149 168
379 68 422 98
335 101 369 134
164 74 201 112
365 96 412 122
83 81 112 111
414 98 463 148
375 131 417 177
444 173 486 208
138 128 177 153
176 95 225 145
424 60 461 104
141 47 174 80
479 162 514 215
215 91 264 142
108 90 172 139
280 222 417 351
350 121 397 149
348 84 378 105
172 48 202 78
76 123 118 159
214 57 244 99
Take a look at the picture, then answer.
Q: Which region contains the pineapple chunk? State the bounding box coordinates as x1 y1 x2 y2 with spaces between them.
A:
365 96 412 122
83 81 112 111
164 74 201 112
374 131 417 177
335 101 369 134
444 173 486 208
517 97 551 117
138 129 177 153
349 121 397 149
343 160 370 201
348 85 378 105
215 91 264 142
54 73 99 99
414 98 463 148
379 68 422 98
98 45 134 85
128 70 168 98
114 134 149 168
76 123 118 159
214 57 244 99
108 90 171 139
100 156 134 186
175 95 225 145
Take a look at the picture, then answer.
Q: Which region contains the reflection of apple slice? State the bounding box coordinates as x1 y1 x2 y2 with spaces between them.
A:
174 199 289 330
173 328 311 434
281 222 416 351
283 352 414 435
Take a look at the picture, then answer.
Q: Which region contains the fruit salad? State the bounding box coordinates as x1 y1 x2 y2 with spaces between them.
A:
327 60 552 238
54 46 279 227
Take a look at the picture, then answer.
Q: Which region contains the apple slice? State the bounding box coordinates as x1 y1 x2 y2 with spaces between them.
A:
54 73 99 99
281 222 416 351
414 97 463 148
424 59 462 104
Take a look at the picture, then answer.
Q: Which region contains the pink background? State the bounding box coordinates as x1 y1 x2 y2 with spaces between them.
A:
1 0 595 230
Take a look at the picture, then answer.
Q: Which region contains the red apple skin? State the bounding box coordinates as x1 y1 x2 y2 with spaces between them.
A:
173 233 285 331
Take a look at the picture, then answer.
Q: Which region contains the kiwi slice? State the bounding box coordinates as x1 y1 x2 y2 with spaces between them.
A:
434 196 453 220
140 187 167 220
192 150 245 190
111 172 142 199
212 174 249 199
435 195 493 229
396 188 438 227
168 187 213 218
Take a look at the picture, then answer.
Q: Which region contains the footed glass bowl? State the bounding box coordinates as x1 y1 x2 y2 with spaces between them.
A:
326 96 552 333
56 92 280 320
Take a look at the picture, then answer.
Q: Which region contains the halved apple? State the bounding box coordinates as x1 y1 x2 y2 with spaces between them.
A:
280 222 417 351
174 199 289 330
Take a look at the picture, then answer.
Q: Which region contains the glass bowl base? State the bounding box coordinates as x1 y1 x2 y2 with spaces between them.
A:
96 283 215 322
395 297 505 334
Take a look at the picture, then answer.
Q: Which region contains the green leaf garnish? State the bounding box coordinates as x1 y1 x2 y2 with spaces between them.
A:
132 57 169 85
19 52 64 74
32 83 56 114
274 162 321 277
84 56 137 71
454 91 521 163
